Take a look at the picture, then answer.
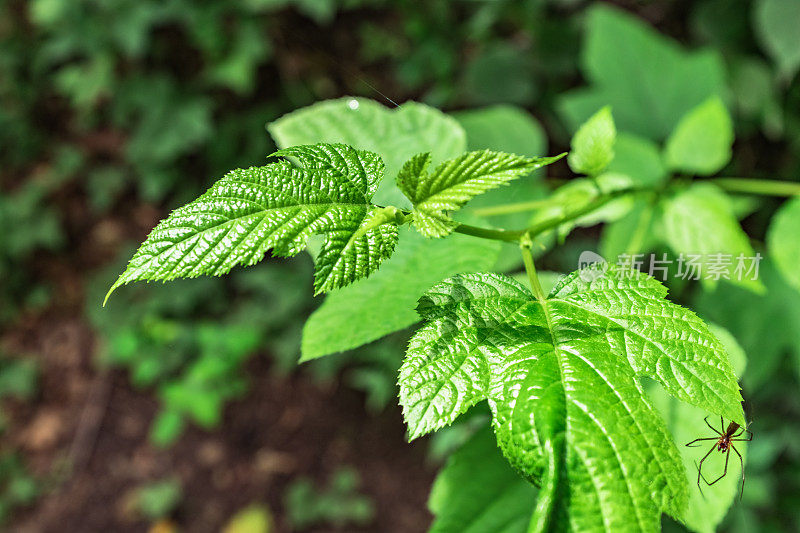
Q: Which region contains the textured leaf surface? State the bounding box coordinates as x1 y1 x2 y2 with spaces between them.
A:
428 425 535 533
268 97 466 205
107 143 399 301
662 183 763 293
559 4 725 141
400 266 744 531
664 97 733 176
767 197 800 292
301 228 500 360
567 106 615 176
398 150 562 237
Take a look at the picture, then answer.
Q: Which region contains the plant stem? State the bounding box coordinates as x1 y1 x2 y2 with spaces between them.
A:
471 198 558 217
711 178 800 197
451 223 525 242
525 190 625 236
520 237 545 301
451 189 628 244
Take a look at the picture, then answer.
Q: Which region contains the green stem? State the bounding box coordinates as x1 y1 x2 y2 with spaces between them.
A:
471 198 559 217
520 237 545 301
451 223 525 243
711 178 800 197
525 190 625 236
451 189 628 245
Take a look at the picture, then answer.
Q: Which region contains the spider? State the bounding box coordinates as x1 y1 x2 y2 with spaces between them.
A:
686 416 752 499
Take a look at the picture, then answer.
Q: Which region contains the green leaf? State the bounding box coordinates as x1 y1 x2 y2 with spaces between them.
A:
754 0 800 80
454 106 547 159
454 105 550 270
664 97 734 176
398 150 562 238
559 4 726 141
767 197 800 292
268 97 466 205
606 133 668 187
106 143 400 302
400 266 744 530
661 183 764 293
301 228 499 360
567 106 616 176
429 425 536 533
270 98 496 359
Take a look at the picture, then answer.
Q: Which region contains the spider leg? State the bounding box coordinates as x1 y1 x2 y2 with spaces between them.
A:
693 461 706 498
720 416 725 434
704 416 722 435
705 447 731 485
696 443 717 490
686 437 720 447
731 443 745 500
734 430 754 442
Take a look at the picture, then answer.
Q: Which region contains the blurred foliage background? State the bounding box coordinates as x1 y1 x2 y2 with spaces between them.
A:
1 0 799 531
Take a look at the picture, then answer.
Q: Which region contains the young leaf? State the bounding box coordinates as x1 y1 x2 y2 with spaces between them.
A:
398 150 563 238
661 183 764 293
567 105 616 176
428 425 536 533
106 143 400 302
399 266 744 530
664 97 734 176
767 197 800 292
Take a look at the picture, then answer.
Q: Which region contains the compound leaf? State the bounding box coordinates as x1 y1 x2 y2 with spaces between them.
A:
398 150 563 237
567 105 616 176
107 143 399 302
399 266 744 531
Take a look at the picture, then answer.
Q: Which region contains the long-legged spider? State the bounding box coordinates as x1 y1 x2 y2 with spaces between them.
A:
686 416 752 499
